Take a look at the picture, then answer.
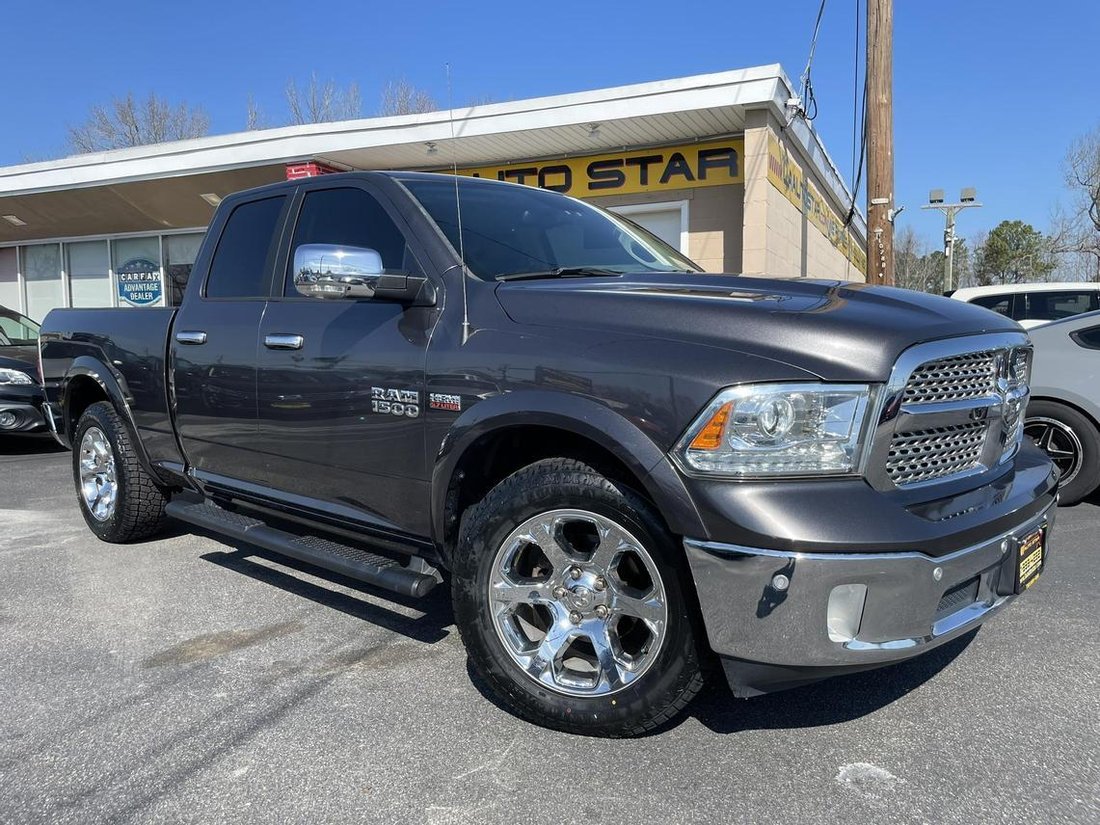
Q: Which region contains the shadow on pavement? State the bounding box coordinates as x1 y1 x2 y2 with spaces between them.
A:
200 543 454 646
0 433 67 456
688 628 977 734
464 627 976 736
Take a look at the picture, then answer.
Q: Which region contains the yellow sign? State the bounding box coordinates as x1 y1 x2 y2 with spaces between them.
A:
457 139 744 197
767 135 867 274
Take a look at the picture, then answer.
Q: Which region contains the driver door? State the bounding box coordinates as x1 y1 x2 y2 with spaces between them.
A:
251 183 438 537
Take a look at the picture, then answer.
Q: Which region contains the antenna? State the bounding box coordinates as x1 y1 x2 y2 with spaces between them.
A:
446 63 471 344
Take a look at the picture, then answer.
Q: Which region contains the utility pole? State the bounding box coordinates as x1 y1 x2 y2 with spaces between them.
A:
922 188 982 293
866 0 894 285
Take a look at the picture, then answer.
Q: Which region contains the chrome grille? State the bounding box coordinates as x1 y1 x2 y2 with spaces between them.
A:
886 422 987 486
902 351 998 405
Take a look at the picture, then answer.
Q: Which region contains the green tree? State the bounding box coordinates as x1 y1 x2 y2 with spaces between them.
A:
975 220 1056 286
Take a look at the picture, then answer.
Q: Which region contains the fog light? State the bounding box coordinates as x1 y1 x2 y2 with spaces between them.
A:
0 411 17 429
771 574 790 591
827 583 867 643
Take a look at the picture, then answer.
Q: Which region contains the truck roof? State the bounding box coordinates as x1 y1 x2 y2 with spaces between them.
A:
225 169 545 201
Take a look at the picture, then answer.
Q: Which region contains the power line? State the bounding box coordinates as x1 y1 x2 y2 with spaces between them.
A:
797 0 828 122
846 1 867 227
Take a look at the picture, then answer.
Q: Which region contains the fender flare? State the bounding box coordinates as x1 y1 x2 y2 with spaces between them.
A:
429 390 706 549
61 356 157 477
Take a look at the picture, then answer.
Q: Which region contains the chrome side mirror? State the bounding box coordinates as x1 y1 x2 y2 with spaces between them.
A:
291 243 437 305
292 244 385 300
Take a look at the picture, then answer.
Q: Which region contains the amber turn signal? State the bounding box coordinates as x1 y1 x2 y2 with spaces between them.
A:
689 401 732 451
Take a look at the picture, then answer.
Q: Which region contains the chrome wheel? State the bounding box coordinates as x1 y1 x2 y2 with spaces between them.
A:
1025 416 1083 485
488 508 668 697
79 427 117 522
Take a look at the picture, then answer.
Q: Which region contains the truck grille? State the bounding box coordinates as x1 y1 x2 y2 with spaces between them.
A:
886 422 988 486
902 350 998 405
870 335 1030 491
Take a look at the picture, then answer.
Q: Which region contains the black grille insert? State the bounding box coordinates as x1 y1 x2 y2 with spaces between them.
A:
936 576 979 618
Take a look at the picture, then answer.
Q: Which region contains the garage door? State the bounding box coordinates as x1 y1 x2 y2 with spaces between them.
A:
611 207 684 253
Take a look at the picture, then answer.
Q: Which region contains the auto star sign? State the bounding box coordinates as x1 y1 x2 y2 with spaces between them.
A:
456 139 745 196
116 258 164 306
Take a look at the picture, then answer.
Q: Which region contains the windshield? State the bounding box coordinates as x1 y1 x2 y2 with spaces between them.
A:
400 176 703 280
0 310 40 346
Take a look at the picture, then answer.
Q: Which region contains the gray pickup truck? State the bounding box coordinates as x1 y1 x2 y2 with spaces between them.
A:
40 171 1056 737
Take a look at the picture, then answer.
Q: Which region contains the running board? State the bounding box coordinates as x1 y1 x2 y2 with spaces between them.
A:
165 499 439 598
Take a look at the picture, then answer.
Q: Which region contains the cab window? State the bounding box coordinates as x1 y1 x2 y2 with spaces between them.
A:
205 195 287 299
970 293 1013 317
1024 291 1099 322
0 312 40 346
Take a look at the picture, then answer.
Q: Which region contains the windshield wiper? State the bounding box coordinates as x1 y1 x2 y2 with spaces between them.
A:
495 267 625 282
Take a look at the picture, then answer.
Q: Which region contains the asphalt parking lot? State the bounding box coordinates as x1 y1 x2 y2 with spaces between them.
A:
0 436 1097 825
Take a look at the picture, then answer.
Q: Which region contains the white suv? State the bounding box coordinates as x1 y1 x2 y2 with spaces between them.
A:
951 283 1100 329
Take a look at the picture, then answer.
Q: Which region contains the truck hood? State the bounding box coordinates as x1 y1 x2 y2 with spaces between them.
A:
494 274 1022 381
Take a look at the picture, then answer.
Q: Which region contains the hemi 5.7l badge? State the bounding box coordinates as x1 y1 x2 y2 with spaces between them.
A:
371 387 420 417
428 393 462 412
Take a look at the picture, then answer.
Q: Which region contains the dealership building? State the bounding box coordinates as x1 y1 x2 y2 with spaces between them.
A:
0 65 866 321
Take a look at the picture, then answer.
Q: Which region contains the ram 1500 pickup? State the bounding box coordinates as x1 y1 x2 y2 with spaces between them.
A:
40 171 1057 737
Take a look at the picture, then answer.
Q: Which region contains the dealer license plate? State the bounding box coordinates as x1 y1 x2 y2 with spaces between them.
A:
1015 529 1045 593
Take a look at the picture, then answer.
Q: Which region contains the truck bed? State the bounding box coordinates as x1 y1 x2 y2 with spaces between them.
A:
40 307 180 465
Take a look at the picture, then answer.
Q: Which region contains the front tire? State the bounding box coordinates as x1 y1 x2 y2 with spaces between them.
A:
1024 400 1100 505
452 458 704 737
72 401 168 542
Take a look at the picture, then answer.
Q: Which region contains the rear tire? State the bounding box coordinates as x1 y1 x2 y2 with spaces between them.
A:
452 457 704 737
1024 400 1100 505
72 401 168 542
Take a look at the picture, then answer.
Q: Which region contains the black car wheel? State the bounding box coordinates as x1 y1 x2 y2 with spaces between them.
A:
452 457 705 738
1024 400 1100 505
72 401 169 542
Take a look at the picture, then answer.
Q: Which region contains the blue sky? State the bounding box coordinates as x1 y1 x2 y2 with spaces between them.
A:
5 0 1098 248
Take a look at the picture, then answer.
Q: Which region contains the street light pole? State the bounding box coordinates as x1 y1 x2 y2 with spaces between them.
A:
921 188 982 292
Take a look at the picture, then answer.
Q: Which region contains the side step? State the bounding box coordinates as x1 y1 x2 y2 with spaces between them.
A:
165 499 439 598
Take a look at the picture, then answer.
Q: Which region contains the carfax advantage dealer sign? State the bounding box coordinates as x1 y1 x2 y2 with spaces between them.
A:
457 139 745 196
116 258 164 306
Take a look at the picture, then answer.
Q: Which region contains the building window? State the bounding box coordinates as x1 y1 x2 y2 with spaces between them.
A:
22 244 63 322
164 233 205 306
67 240 112 308
0 248 18 313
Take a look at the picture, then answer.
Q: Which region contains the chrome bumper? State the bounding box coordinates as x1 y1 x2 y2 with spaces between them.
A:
684 498 1055 678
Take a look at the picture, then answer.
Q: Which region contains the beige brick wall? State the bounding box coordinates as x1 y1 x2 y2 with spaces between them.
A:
741 111 866 282
741 111 771 277
587 185 743 273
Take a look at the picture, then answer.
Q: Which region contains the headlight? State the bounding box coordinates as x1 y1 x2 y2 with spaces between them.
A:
673 383 874 478
0 368 33 386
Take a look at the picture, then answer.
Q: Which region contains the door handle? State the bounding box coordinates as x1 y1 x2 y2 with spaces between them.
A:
264 333 305 350
175 330 207 345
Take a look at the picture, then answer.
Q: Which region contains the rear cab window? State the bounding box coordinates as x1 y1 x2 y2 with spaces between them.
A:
204 195 287 299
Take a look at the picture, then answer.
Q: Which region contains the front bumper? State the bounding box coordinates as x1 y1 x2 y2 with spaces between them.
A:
0 387 47 433
685 496 1056 697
